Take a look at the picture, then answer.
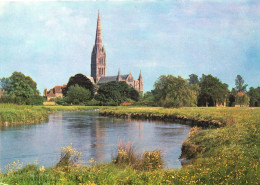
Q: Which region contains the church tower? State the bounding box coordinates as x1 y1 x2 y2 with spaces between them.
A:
91 10 106 83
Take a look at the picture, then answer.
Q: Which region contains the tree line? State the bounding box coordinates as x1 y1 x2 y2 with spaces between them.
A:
141 74 259 108
1 72 259 107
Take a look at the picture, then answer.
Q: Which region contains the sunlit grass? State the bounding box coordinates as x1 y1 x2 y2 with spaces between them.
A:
0 104 49 125
0 105 259 184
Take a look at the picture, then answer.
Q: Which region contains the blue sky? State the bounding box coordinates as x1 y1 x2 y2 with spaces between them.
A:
0 0 259 94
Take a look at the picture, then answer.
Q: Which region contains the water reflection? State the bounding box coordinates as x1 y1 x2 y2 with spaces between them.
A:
0 111 190 170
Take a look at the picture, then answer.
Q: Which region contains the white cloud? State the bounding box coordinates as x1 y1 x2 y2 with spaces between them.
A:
0 2 7 16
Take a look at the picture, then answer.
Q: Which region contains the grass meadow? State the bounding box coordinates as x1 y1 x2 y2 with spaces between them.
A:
0 105 259 184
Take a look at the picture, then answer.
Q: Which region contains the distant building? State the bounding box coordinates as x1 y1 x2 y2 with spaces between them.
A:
91 11 143 93
44 85 66 101
44 11 143 100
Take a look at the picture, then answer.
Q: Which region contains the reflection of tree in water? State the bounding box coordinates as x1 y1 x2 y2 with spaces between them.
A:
90 118 106 162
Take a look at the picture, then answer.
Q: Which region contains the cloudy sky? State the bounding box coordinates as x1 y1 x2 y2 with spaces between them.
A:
0 0 259 93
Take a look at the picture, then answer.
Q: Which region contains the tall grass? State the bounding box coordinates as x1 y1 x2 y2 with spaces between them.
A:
113 141 163 171
0 104 49 126
42 105 100 112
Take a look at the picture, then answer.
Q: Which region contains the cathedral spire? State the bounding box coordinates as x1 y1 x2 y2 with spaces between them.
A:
138 70 143 80
91 10 106 83
95 10 102 47
117 68 121 81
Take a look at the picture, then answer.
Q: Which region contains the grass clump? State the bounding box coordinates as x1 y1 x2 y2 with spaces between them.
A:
0 104 49 126
56 144 81 169
114 141 163 171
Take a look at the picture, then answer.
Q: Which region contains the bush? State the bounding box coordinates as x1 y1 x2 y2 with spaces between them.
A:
142 150 163 170
56 144 81 169
113 141 163 171
26 95 44 105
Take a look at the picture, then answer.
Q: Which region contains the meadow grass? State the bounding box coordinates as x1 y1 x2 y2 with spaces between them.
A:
0 106 259 184
42 105 100 112
0 104 49 126
0 104 99 126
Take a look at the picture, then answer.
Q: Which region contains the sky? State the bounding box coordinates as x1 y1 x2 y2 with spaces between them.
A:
0 0 259 94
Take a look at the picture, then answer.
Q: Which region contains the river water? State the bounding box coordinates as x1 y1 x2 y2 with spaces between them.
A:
0 111 190 170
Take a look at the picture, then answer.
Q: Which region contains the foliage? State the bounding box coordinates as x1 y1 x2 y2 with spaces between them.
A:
153 75 199 107
54 97 68 105
228 88 236 107
188 73 199 84
56 144 81 169
26 95 44 105
0 106 259 184
0 104 49 126
198 74 228 107
114 141 163 171
248 86 260 107
42 105 100 112
235 74 248 92
95 81 139 106
138 91 156 106
65 84 92 105
235 92 250 106
0 72 40 105
5 160 23 175
63 73 94 97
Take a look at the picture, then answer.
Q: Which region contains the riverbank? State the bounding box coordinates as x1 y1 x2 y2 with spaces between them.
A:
0 106 259 184
0 104 49 126
0 104 99 126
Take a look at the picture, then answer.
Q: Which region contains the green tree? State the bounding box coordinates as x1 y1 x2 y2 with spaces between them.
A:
228 88 236 107
248 87 260 107
188 74 199 84
235 75 248 92
65 84 91 105
95 81 139 106
153 75 199 108
139 91 155 106
63 73 94 97
235 92 250 107
198 74 228 107
0 72 40 104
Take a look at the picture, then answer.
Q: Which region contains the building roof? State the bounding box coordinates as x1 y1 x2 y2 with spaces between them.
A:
97 74 129 84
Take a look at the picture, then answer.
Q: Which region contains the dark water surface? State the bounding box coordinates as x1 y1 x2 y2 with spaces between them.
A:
0 111 190 170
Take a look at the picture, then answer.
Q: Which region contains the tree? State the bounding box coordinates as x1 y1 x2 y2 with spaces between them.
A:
235 92 250 107
188 74 199 85
248 87 260 107
228 88 236 107
198 74 228 107
235 75 248 92
153 75 199 108
95 81 139 106
63 73 94 97
140 91 155 106
0 72 40 104
65 84 92 105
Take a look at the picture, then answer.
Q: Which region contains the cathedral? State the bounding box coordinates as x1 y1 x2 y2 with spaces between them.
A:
44 11 143 100
90 11 143 93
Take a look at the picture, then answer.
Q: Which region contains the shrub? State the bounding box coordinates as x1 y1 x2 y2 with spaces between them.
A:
142 150 163 170
113 141 139 167
113 141 163 170
56 144 81 169
26 95 44 105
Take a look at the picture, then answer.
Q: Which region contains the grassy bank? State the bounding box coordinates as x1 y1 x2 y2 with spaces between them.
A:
0 104 100 126
42 105 100 112
1 106 259 184
0 104 49 126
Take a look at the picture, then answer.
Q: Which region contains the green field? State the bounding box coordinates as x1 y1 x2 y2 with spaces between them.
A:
0 105 259 184
0 104 49 126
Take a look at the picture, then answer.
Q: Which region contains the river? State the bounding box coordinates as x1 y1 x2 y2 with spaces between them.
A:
0 111 190 170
